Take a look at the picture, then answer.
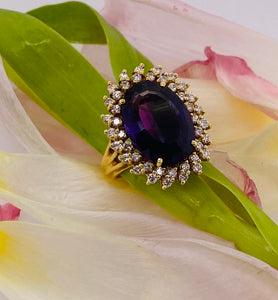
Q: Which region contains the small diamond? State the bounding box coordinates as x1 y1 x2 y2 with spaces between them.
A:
178 91 186 101
132 73 142 83
119 153 131 163
162 177 173 189
144 162 154 173
104 97 114 107
152 66 162 75
192 163 202 174
118 130 126 139
168 168 177 178
120 80 130 90
202 134 211 144
156 167 166 176
201 149 210 160
107 83 117 93
186 103 194 112
132 165 143 175
168 82 177 92
195 141 204 151
119 72 129 81
200 119 210 129
132 152 142 163
158 74 168 85
106 128 116 138
192 115 199 124
111 104 121 115
189 153 199 162
146 71 156 81
178 173 189 184
112 90 122 100
112 117 122 127
110 141 122 152
101 114 112 125
134 65 144 74
180 162 190 172
147 172 158 184
195 105 204 115
195 127 203 138
168 73 177 81
177 81 188 91
188 94 196 103
123 141 133 152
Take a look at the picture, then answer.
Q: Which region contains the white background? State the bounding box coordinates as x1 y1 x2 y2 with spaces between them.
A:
0 0 278 152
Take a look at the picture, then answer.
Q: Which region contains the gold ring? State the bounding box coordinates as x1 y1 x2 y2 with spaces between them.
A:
101 63 211 189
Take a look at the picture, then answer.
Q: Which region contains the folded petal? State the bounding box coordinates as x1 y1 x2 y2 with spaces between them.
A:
0 58 54 154
0 222 278 300
101 0 278 86
175 47 278 119
217 122 278 222
210 151 261 207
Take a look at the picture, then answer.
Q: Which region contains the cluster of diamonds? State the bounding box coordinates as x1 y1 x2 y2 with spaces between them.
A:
101 63 211 189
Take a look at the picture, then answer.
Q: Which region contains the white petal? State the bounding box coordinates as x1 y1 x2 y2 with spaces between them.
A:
218 122 278 222
187 78 274 145
0 152 229 244
0 222 278 299
0 58 54 154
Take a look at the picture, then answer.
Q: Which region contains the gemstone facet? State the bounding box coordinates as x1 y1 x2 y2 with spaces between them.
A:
121 81 195 166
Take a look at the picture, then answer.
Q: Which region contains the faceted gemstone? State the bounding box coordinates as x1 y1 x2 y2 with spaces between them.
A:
121 81 195 166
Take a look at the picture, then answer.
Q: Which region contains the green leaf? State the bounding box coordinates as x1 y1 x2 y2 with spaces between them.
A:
202 163 278 255
1 4 278 268
28 1 106 44
28 2 153 79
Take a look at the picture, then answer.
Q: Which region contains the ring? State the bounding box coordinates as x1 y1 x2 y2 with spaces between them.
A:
101 63 211 189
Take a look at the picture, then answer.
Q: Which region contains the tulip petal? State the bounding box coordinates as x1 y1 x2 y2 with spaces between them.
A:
0 58 54 154
101 0 278 86
0 222 278 299
175 47 278 119
0 204 20 221
217 122 278 222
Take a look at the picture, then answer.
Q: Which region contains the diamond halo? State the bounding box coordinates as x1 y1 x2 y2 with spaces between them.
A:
101 63 211 189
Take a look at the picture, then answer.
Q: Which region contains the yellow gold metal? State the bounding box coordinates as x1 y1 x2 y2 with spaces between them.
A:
101 140 131 178
156 158 163 167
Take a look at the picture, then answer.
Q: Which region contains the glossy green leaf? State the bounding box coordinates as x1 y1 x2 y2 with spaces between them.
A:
0 5 278 268
202 163 278 255
28 2 153 79
28 2 106 44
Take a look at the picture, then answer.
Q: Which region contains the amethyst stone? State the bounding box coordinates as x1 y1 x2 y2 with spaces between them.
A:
121 81 195 166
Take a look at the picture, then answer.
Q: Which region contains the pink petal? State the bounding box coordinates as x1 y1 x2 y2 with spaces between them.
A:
0 203 20 221
101 0 278 86
175 47 278 119
211 151 261 207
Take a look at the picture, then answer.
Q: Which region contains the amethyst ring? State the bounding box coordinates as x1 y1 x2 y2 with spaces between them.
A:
101 63 211 189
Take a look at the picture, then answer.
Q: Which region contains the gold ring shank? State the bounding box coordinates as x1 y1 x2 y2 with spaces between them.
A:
101 140 130 178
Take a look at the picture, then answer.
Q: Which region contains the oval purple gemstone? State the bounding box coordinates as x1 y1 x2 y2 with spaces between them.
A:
121 81 195 166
